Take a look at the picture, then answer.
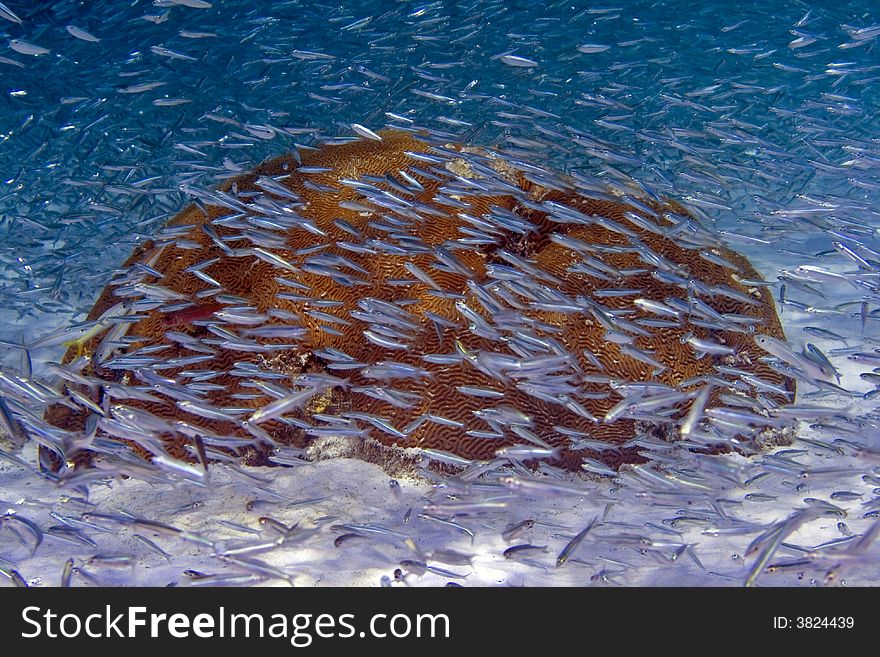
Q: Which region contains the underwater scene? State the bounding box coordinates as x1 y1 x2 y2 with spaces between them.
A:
0 0 879 587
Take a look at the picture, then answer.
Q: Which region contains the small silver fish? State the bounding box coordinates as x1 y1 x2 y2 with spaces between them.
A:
504 544 548 559
170 0 212 7
499 54 538 68
66 26 100 42
9 40 50 56
502 519 535 541
577 44 611 54
351 123 382 141
0 2 23 24
557 516 599 567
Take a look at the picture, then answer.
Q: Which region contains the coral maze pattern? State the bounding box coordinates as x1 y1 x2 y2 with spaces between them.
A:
44 131 791 473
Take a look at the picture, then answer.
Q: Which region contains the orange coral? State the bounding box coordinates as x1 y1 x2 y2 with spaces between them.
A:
43 130 791 472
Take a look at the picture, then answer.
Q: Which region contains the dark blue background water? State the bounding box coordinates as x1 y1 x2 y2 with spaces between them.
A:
1 0 878 333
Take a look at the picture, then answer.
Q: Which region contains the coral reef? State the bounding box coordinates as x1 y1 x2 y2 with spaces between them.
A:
43 130 792 472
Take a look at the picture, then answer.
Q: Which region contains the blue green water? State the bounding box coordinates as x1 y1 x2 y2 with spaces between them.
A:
1 0 878 326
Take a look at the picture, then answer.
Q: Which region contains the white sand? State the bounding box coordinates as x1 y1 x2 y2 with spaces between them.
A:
1 409 877 587
2 238 880 588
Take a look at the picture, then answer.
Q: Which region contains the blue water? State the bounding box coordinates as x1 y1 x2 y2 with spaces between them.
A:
1 0 878 329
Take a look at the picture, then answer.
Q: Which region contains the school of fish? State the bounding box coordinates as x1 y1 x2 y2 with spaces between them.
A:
0 0 879 588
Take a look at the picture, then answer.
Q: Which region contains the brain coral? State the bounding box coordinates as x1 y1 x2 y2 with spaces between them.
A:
42 130 792 474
